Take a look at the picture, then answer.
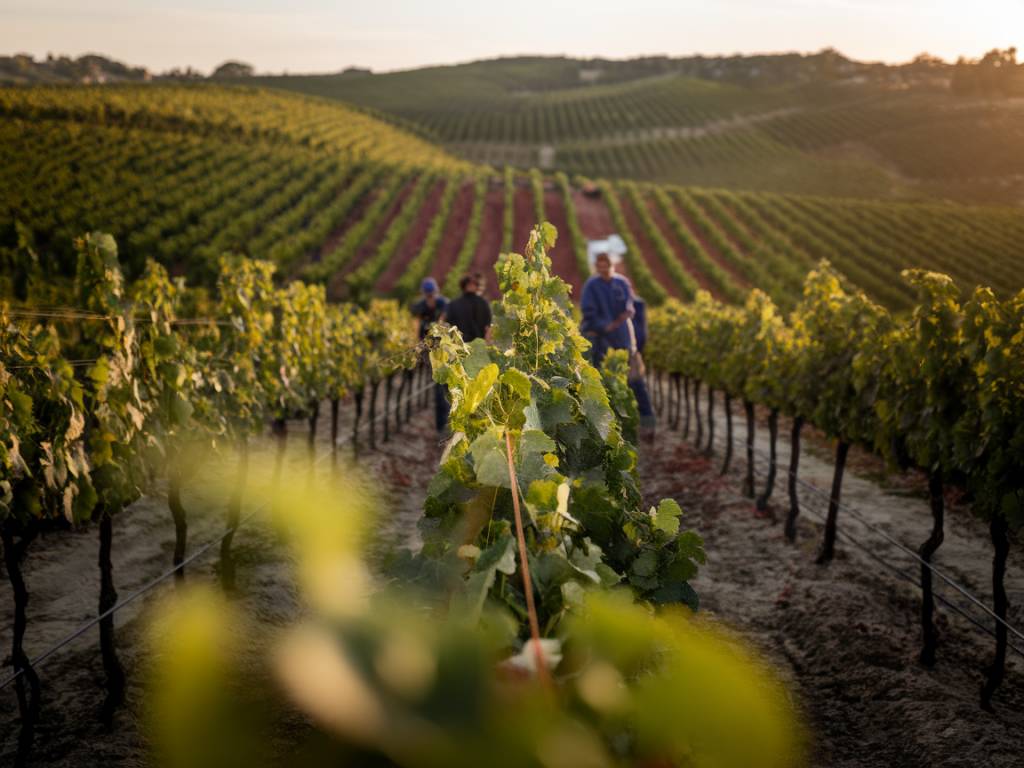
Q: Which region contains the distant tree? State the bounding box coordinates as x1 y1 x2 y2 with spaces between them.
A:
950 48 1021 97
211 61 254 79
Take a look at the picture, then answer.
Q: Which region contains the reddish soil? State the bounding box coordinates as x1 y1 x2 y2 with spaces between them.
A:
334 177 418 283
301 182 378 278
374 179 448 294
542 187 584 299
618 192 683 300
468 183 505 300
644 193 721 296
512 183 535 255
673 199 751 290
695 197 755 258
430 181 474 288
571 188 628 282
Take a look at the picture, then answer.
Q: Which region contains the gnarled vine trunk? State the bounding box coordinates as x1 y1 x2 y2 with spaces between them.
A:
329 397 340 467
2 522 40 762
919 471 944 667
703 387 715 457
742 400 756 498
670 372 681 431
98 507 125 724
817 440 850 564
756 408 780 512
220 436 248 592
307 400 319 460
784 416 804 542
368 379 380 450
980 514 1010 710
405 368 415 422
271 417 288 529
168 463 187 583
353 386 365 457
683 377 691 439
693 380 703 449
383 374 393 442
720 393 734 475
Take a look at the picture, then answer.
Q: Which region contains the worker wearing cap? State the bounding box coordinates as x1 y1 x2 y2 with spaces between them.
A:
412 277 448 341
411 277 450 432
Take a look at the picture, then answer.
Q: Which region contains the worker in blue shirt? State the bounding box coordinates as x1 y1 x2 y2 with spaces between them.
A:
580 252 634 368
580 249 656 440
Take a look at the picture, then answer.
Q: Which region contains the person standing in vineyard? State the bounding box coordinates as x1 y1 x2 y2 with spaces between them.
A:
411 277 450 432
581 249 656 439
444 273 492 343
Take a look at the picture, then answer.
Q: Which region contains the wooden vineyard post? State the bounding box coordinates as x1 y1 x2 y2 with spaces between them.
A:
504 430 551 687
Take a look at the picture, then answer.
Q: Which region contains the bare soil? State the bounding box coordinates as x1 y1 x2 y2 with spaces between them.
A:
671 197 751 290
374 179 447 294
467 183 505 300
641 389 1024 768
430 180 474 288
0 389 442 767
618 190 684 299
571 188 630 282
541 187 584 298
644 190 721 296
512 182 535 256
335 176 418 281
4 381 1022 768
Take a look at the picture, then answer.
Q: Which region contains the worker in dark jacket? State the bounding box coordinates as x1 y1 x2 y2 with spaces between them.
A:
445 273 492 343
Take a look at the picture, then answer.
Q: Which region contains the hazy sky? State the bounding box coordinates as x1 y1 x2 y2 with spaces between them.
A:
2 0 1021 74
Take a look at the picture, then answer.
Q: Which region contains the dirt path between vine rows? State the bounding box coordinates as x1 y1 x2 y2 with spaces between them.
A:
0 389 442 767
5 379 1023 768
640 396 1024 768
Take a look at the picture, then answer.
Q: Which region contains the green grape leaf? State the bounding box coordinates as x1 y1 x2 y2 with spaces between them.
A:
469 427 510 488
651 498 682 537
464 363 499 414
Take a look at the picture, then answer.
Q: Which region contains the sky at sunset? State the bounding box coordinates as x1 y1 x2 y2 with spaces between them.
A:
2 0 1021 74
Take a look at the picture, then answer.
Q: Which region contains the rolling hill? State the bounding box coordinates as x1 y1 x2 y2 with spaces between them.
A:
2 82 1023 313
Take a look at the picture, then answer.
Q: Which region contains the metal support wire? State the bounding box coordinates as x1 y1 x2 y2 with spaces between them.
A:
741 442 1024 659
0 378 435 693
697 415 1024 657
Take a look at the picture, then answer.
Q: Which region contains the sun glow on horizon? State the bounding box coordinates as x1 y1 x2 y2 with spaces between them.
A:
0 0 1021 74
